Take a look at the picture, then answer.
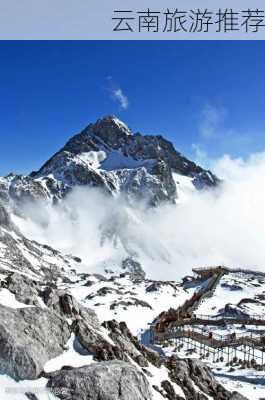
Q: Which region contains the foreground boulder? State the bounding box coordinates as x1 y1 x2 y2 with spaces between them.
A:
0 305 70 380
47 360 152 400
166 356 248 400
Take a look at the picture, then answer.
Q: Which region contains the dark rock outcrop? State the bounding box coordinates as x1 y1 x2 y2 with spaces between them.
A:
220 304 249 319
166 356 247 400
8 175 50 203
121 258 146 281
2 272 41 306
47 360 153 400
0 203 11 228
73 315 125 363
103 320 161 368
59 116 217 184
0 305 71 380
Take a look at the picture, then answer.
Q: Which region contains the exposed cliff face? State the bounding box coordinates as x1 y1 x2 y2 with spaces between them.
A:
0 116 219 207
59 116 216 179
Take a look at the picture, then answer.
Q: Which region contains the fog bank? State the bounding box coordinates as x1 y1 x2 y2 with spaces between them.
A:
14 152 265 280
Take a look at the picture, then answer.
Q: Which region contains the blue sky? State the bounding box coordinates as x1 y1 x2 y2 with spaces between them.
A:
0 41 265 175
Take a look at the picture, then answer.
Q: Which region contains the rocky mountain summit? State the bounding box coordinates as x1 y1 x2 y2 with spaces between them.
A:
0 116 219 207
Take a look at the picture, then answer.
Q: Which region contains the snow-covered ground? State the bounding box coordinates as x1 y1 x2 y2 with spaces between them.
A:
0 375 57 400
44 334 94 373
69 275 191 336
172 173 196 203
214 367 265 400
143 363 185 400
0 288 34 309
195 271 265 317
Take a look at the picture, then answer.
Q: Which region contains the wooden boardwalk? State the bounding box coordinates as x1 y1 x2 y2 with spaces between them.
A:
151 267 265 367
174 314 265 327
162 327 264 348
153 326 265 365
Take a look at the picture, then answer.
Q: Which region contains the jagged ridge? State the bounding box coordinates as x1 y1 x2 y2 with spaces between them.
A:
1 116 219 207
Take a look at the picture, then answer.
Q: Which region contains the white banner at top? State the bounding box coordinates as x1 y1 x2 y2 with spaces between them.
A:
0 0 265 39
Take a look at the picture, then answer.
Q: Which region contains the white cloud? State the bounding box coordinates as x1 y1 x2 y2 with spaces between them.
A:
112 88 129 110
212 151 265 181
106 77 129 110
199 103 227 139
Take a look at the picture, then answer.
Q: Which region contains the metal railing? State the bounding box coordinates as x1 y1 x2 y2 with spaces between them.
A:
195 313 265 320
161 326 265 349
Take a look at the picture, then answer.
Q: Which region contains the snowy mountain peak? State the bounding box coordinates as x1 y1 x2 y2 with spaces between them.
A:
93 115 132 135
84 115 132 143
0 117 220 208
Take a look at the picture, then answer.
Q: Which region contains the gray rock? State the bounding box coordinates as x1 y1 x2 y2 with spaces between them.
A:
103 320 161 368
70 116 217 185
221 304 249 319
0 216 80 283
111 160 177 205
9 175 50 203
122 258 146 281
42 293 127 363
74 317 124 362
103 320 148 367
166 356 247 400
192 171 218 190
47 360 153 400
0 203 11 227
42 287 99 327
110 298 152 311
0 230 39 278
229 393 248 400
2 272 41 306
0 305 71 380
161 380 183 400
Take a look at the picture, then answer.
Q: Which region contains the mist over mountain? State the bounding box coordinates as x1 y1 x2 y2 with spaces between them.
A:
0 115 220 279
1 116 264 280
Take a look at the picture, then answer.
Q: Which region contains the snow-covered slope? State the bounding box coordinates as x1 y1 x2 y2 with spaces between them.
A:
69 275 190 336
195 270 265 318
